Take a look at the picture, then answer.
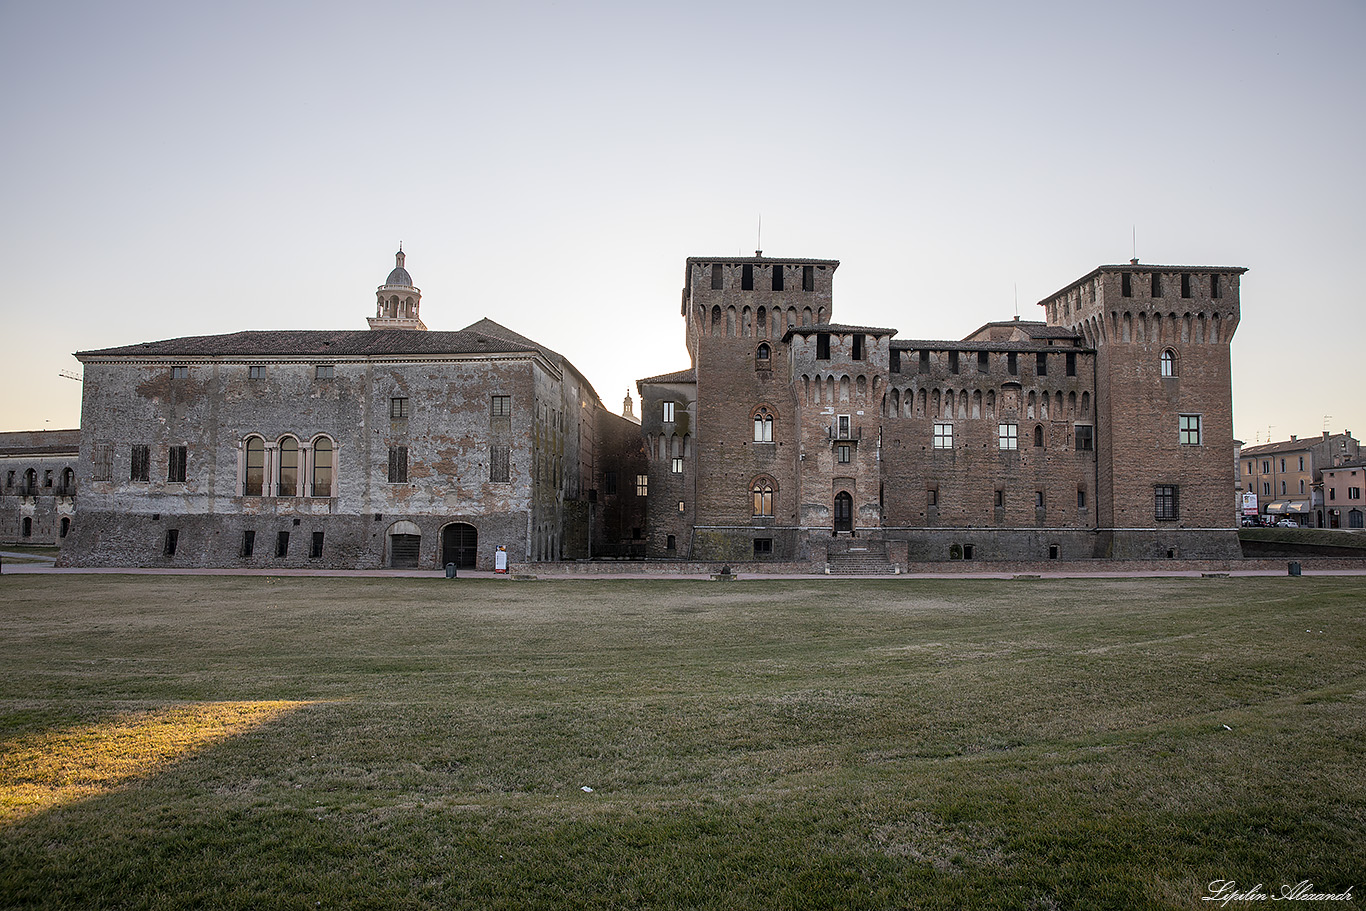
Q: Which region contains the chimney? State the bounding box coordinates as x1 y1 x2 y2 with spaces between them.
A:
1324 431 1331 441
1290 435 1297 442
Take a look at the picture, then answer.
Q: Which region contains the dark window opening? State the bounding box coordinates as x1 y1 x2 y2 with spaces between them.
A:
711 264 723 290
1078 488 1087 508
741 264 754 290
490 446 510 482
1077 425 1096 451
754 537 773 555
168 446 187 483
491 395 511 417
1036 352 1048 376
978 351 989 373
1181 273 1192 298
666 534 676 551
816 333 831 360
1034 425 1044 447
605 471 617 495
852 334 865 361
889 348 901 373
60 517 70 538
131 444 150 482
1066 352 1076 376
948 351 959 374
241 530 255 557
995 489 1004 508
1211 273 1222 298
802 265 814 292
771 265 783 291
1007 352 1018 375
919 350 930 374
276 531 290 557
310 532 324 558
1035 490 1045 508
927 488 938 507
388 446 409 483
390 397 409 419
962 544 974 560
163 529 179 557
1151 273 1162 297
1155 485 1179 520
1049 544 1059 559
21 517 32 538
1121 273 1132 297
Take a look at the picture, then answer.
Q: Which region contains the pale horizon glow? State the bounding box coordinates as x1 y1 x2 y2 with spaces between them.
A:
2 1 1362 447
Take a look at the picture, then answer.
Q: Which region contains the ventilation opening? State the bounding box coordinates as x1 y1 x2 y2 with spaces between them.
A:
1048 544 1059 560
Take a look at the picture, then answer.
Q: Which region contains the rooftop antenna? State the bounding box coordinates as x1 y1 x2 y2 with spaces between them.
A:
1131 225 1138 264
1013 283 1019 320
58 370 82 382
1324 414 1333 432
755 215 762 257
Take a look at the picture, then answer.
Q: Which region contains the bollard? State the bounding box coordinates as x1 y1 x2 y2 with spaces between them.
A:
446 562 457 579
1288 562 1301 576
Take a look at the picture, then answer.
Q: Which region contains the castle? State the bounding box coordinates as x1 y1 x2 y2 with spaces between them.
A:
46 249 1244 569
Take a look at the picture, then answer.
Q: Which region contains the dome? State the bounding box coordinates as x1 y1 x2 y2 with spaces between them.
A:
385 266 413 287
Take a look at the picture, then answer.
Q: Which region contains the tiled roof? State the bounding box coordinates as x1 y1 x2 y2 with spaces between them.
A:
638 368 696 385
782 322 897 341
1241 437 1339 456
891 338 1080 352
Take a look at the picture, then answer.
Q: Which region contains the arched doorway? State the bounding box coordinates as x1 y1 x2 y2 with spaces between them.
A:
387 520 422 568
834 491 853 533
442 523 478 569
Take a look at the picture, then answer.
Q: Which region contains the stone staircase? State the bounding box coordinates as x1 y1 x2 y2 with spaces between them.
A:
826 539 895 575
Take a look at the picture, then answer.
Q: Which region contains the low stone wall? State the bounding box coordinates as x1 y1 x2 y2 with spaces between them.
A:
549 557 1366 576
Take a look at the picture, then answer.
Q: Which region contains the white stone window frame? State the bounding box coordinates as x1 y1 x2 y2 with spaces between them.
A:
933 422 953 450
1179 414 1202 446
998 423 1018 451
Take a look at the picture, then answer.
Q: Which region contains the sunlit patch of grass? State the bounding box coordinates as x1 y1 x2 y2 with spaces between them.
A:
0 701 309 823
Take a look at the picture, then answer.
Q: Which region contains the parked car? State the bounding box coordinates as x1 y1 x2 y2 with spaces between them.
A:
1275 518 1298 528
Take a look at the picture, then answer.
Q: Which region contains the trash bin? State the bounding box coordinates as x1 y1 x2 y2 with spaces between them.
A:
1288 562 1301 576
445 562 457 579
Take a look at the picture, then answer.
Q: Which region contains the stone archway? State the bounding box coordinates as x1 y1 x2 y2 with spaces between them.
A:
387 520 422 568
834 491 853 533
441 523 478 569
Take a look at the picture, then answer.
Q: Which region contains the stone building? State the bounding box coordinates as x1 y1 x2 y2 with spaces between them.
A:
638 256 1247 565
60 252 643 569
1 430 80 546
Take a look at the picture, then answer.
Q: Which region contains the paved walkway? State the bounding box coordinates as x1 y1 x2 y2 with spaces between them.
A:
3 554 1364 581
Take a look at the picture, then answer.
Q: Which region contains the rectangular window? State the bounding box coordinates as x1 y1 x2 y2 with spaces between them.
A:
948 351 959 374
1155 485 1179 520
1007 352 1018 375
1121 273 1132 297
310 532 324 558
837 444 851 464
918 350 930 374
837 415 851 438
1066 352 1076 376
1078 487 1087 508
995 489 1004 507
276 531 290 557
1263 481 1270 496
241 530 255 557
1262 460 1270 474
927 487 938 507
754 538 773 555
816 333 830 360
711 263 723 290
662 401 675 422
1035 490 1045 508
671 457 683 473
605 471 617 495
802 265 814 292
1036 352 1048 376
933 423 953 450
1075 425 1094 451
388 446 408 483
1298 456 1304 471
999 423 1018 450
852 334 865 361
1299 479 1305 494
741 264 754 291
1280 459 1286 472
978 351 989 373
1350 487 1362 500
667 534 677 550
491 395 511 417
771 265 783 291
130 444 150 482
636 474 648 496
390 397 409 419
163 529 179 556
315 365 334 380
1179 414 1202 446
43 470 53 487
4 470 12 488
168 446 187 483
1211 273 1222 298
1181 273 1192 298
171 366 188 379
1151 273 1162 297
889 348 901 373
490 446 510 482
249 365 266 379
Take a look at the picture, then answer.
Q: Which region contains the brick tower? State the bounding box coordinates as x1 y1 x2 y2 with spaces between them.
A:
1039 263 1246 558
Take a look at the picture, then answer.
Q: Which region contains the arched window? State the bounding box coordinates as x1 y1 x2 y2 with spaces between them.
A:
1161 348 1177 377
1034 424 1044 447
311 437 333 498
753 407 774 442
756 343 771 369
278 437 299 497
60 517 70 538
23 468 37 493
752 477 774 516
244 437 264 496
61 467 75 493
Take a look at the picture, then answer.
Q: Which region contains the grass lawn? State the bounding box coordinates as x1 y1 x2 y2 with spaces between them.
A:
1 575 1363 910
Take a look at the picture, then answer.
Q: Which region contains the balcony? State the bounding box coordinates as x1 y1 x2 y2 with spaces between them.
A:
828 425 863 442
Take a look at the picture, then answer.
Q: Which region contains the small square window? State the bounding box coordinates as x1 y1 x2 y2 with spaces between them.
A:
390 397 409 419
1179 414 1202 446
933 423 953 449
171 366 188 379
315 365 334 380
998 423 1018 450
249 365 266 379
1075 425 1094 451
754 538 773 555
491 395 511 417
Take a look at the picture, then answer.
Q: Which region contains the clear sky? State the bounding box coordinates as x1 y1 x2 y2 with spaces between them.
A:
2 1 1362 446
